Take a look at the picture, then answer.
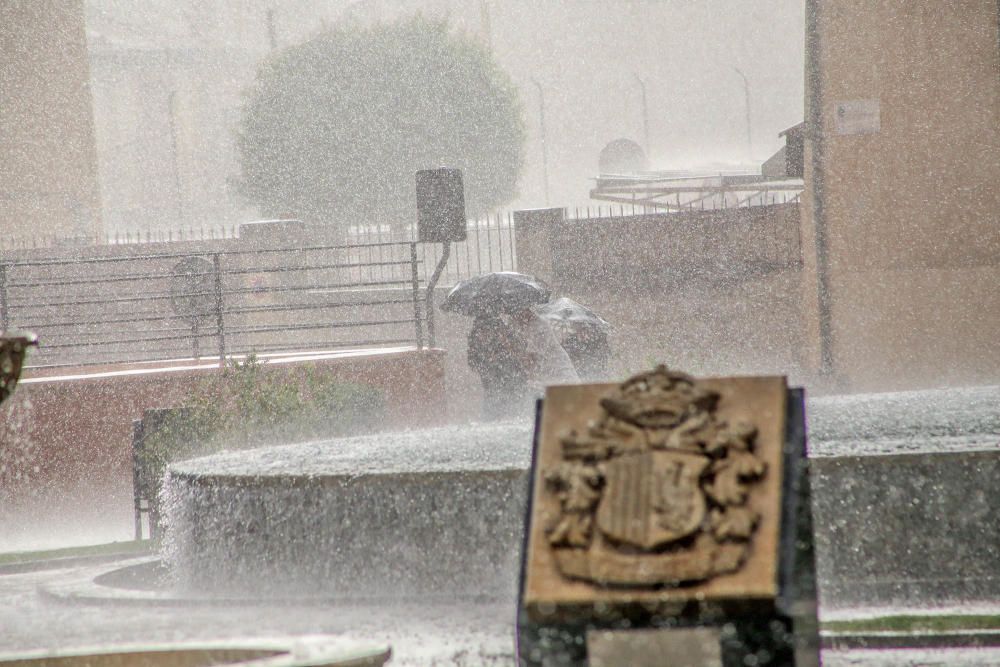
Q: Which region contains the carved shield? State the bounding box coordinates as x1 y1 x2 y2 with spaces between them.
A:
596 451 709 550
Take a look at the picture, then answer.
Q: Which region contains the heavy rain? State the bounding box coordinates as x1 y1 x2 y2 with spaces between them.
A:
1 1 999 665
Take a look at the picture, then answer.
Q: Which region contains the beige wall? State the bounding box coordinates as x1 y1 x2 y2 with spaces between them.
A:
801 0 1000 389
516 204 802 289
514 205 809 385
0 0 103 245
0 350 446 550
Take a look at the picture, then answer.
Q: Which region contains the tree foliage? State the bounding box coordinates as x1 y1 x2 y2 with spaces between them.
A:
236 16 525 229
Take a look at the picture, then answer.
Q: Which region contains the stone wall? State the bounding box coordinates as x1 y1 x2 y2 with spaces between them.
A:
515 204 802 289
166 467 528 599
159 429 1000 609
512 204 811 385
811 450 1000 610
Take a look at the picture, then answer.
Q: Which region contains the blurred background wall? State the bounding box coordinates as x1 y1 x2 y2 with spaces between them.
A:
0 0 104 245
800 0 1000 389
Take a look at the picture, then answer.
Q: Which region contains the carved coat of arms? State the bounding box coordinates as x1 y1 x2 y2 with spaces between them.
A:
544 366 766 587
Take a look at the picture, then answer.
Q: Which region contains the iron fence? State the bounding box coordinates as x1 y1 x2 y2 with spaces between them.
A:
0 216 519 286
347 214 517 286
568 191 802 221
1 241 427 369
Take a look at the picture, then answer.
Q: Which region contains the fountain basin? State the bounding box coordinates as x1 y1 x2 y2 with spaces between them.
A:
162 422 533 600
161 387 1000 609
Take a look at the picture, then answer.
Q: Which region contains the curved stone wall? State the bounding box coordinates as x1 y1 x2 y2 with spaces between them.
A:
162 422 533 600
162 387 1000 609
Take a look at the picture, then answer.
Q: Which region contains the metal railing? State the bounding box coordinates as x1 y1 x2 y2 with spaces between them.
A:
0 216 520 284
588 174 805 213
347 215 518 286
1 241 427 369
569 192 803 220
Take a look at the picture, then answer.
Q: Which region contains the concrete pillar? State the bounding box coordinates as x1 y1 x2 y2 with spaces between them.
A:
0 0 103 246
513 207 564 284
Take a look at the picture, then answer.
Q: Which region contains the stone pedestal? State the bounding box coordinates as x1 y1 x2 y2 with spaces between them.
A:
517 367 818 666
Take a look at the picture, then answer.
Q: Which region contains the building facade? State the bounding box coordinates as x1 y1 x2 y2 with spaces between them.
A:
0 0 103 246
800 0 1000 388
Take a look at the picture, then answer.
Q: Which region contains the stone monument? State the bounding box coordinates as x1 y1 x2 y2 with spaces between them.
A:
517 365 818 666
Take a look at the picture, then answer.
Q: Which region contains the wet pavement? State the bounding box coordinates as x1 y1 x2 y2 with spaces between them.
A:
3 560 1000 665
0 564 513 665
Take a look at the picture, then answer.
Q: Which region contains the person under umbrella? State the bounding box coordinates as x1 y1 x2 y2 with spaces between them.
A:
508 305 579 392
535 297 611 381
465 313 530 419
443 272 578 419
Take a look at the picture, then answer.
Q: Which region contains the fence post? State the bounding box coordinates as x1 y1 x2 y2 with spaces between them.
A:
0 263 8 331
212 253 226 368
191 321 201 360
131 419 146 540
425 243 451 348
409 243 424 349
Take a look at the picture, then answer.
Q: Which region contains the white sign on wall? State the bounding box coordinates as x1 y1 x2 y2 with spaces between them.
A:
833 99 881 135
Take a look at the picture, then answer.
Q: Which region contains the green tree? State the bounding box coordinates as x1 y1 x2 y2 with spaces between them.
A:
236 16 525 231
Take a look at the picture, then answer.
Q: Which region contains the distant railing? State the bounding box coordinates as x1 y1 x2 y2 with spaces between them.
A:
347 215 518 286
1 241 427 369
0 216 519 287
571 191 802 221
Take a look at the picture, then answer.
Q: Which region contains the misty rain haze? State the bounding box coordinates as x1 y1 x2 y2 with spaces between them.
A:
1 1 999 666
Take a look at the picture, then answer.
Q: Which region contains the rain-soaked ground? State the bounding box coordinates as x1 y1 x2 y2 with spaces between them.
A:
1 561 1000 665
2 385 999 664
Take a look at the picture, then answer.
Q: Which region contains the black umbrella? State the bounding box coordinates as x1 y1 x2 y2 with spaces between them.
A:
441 271 552 316
535 297 611 339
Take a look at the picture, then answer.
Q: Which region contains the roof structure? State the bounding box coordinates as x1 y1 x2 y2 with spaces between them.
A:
589 172 804 211
779 121 806 138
